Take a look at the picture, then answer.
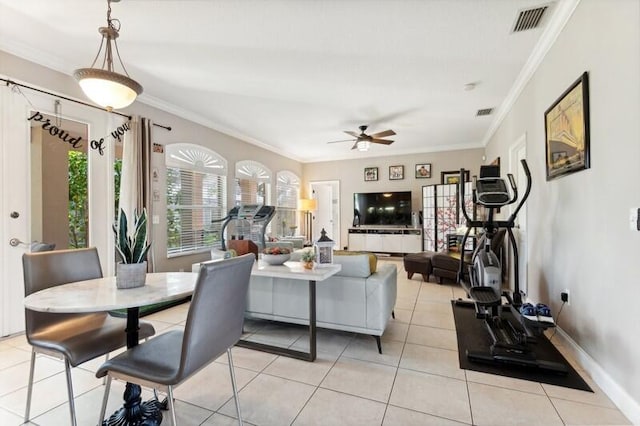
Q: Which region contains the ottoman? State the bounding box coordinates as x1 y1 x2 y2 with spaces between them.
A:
403 252 433 282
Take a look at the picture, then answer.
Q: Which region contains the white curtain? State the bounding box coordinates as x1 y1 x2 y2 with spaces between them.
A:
118 116 154 271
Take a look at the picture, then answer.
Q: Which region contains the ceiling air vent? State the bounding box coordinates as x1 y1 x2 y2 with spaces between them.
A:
512 5 548 32
476 108 494 117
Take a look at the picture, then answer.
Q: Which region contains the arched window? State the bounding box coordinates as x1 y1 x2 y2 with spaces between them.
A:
234 160 271 206
275 171 300 237
166 144 227 255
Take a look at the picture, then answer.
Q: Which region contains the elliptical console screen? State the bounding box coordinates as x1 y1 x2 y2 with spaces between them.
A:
476 179 510 206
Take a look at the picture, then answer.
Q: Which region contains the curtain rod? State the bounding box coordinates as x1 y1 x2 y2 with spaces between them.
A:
1 77 172 131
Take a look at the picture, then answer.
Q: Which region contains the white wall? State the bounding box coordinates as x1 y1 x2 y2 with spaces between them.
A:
484 0 640 418
303 148 484 247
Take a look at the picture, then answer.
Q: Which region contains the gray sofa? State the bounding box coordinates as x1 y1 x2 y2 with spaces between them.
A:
246 252 397 353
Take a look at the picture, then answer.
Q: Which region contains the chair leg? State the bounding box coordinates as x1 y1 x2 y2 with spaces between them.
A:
24 350 36 423
227 348 243 425
63 358 78 426
167 385 178 426
102 353 109 385
99 376 112 425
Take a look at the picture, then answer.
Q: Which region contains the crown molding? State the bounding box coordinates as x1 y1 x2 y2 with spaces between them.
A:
137 93 306 162
481 0 581 146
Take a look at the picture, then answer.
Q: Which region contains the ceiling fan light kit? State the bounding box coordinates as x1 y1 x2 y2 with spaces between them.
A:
327 124 396 151
74 0 142 111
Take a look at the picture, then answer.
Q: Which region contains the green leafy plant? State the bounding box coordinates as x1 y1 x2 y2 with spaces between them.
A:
113 208 151 264
300 248 316 262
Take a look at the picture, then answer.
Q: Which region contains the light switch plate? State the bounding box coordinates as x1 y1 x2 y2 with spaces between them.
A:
152 215 160 225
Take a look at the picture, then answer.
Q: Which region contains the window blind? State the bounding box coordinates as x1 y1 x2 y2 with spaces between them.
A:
166 144 227 256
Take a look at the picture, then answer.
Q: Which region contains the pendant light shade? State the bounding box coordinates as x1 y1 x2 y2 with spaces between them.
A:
74 0 142 111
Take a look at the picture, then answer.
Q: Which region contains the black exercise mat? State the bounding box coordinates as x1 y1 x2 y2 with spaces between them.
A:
451 300 592 392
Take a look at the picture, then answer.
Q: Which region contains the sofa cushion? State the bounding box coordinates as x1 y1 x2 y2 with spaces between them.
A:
334 250 377 274
333 253 375 278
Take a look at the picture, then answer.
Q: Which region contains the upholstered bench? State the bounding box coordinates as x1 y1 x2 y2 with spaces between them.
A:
403 252 433 282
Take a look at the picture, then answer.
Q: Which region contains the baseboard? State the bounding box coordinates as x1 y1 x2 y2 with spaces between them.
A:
555 326 640 424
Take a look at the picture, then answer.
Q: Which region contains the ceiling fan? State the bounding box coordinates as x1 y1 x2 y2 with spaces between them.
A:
327 125 396 151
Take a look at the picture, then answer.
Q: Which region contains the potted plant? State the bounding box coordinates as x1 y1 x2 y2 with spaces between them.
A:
113 208 151 289
300 248 316 270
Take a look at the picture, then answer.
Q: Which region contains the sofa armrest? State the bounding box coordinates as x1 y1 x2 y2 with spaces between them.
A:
364 263 397 334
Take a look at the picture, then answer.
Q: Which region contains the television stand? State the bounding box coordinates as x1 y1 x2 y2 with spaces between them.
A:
348 227 422 254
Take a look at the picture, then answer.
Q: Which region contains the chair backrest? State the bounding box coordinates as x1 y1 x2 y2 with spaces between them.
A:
22 247 104 337
178 254 255 381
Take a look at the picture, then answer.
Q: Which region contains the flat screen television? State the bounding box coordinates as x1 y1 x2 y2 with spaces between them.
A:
353 191 412 226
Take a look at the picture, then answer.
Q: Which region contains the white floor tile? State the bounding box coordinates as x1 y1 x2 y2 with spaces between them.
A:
389 368 471 424
383 404 471 426
218 374 315 426
468 382 563 426
320 357 397 402
293 388 386 425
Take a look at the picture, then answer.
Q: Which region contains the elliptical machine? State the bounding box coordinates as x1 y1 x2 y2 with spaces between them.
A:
456 159 567 374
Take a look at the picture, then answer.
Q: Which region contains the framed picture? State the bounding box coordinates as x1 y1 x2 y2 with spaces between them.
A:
544 72 590 181
389 165 404 180
364 167 378 181
415 163 431 178
441 170 470 185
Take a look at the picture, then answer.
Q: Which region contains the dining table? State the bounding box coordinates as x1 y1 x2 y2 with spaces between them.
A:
24 272 197 426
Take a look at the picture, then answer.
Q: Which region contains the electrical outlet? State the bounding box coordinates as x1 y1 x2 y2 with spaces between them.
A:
561 289 570 305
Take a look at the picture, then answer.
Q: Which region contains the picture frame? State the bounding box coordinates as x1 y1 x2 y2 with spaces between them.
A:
415 163 431 178
544 72 590 181
364 167 378 182
441 170 470 185
389 165 404 180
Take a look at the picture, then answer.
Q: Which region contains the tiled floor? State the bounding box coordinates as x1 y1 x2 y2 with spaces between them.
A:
0 259 631 425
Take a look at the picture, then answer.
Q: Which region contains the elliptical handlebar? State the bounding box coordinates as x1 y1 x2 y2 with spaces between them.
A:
459 168 473 224
507 159 531 225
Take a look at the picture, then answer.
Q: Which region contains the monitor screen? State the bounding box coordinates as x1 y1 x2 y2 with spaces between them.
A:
353 191 412 226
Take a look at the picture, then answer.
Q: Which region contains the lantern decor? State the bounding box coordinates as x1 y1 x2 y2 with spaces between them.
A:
314 228 335 267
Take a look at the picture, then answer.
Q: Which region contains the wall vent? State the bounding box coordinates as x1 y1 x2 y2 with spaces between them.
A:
476 108 494 117
512 5 548 32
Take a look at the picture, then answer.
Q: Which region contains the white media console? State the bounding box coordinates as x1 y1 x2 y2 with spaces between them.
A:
348 228 422 254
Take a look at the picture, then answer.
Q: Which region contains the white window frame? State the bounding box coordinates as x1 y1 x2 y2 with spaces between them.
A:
166 143 227 256
234 160 272 206
275 170 300 237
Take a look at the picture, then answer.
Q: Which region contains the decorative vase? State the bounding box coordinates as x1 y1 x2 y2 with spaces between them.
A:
302 261 314 270
116 261 147 289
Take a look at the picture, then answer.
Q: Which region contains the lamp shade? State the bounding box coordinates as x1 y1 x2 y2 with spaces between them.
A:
299 198 317 211
74 68 142 110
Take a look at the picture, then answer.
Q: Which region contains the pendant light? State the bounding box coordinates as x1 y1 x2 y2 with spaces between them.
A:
74 0 142 111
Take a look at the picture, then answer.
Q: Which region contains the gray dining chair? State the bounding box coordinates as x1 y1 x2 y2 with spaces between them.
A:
22 247 156 426
96 253 255 426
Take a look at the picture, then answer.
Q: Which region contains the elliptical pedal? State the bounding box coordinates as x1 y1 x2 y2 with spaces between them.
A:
469 286 501 306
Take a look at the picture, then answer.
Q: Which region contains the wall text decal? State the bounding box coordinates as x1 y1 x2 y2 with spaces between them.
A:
28 111 132 156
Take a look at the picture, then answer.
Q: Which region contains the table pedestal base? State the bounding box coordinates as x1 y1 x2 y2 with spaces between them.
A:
103 383 163 426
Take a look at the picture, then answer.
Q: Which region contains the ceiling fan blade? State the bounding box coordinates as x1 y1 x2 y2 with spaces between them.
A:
344 130 360 138
351 141 359 150
369 129 396 138
371 139 394 145
327 139 356 144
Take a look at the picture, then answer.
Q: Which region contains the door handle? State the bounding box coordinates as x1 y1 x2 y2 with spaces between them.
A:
9 238 29 247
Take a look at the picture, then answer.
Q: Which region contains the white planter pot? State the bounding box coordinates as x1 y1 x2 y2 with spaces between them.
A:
116 261 147 289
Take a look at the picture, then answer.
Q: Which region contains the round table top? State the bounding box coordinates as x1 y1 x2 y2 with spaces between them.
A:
24 272 197 313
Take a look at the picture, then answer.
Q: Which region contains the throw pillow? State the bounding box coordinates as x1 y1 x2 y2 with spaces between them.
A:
334 250 377 274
